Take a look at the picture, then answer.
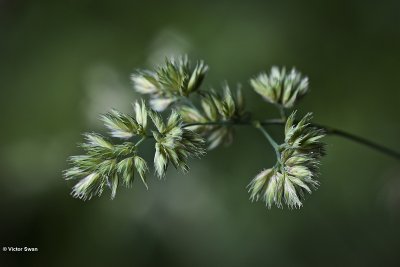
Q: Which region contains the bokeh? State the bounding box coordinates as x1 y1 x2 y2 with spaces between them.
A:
1 0 400 266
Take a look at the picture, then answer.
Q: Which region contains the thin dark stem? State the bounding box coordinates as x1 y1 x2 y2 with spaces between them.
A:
312 123 400 159
182 119 400 159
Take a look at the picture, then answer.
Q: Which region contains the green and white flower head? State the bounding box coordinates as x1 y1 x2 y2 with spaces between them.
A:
178 84 246 150
101 100 148 139
131 56 209 111
250 67 309 109
150 109 206 178
248 111 326 208
64 101 150 200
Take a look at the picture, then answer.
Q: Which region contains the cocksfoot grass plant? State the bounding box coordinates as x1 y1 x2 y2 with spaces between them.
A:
64 56 400 209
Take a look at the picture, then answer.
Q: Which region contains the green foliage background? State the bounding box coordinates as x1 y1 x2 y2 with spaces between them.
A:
1 0 400 266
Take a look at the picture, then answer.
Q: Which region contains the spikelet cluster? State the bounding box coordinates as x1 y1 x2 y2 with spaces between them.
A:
250 67 308 108
64 101 149 200
64 100 205 200
248 112 325 208
150 110 206 178
131 56 208 111
178 84 245 149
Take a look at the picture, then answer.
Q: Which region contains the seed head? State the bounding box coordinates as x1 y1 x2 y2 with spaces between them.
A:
250 67 309 108
248 111 325 208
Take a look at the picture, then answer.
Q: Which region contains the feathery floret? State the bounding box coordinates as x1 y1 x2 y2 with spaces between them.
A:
250 67 309 108
248 111 325 208
151 110 206 178
131 56 208 111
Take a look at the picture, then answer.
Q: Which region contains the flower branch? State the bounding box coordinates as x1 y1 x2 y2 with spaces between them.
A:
64 55 400 209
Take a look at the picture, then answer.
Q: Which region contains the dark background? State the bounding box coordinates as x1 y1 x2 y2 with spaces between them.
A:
1 0 400 266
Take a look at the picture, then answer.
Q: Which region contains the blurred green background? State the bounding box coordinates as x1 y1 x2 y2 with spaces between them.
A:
1 0 400 266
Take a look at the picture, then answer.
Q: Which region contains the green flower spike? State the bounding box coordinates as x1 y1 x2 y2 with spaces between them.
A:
150 110 206 178
131 56 208 111
178 84 245 150
250 67 309 109
248 111 326 209
64 101 150 200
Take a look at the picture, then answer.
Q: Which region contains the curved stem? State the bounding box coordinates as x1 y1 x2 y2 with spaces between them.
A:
253 122 281 161
135 136 147 146
182 119 400 159
253 122 279 149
